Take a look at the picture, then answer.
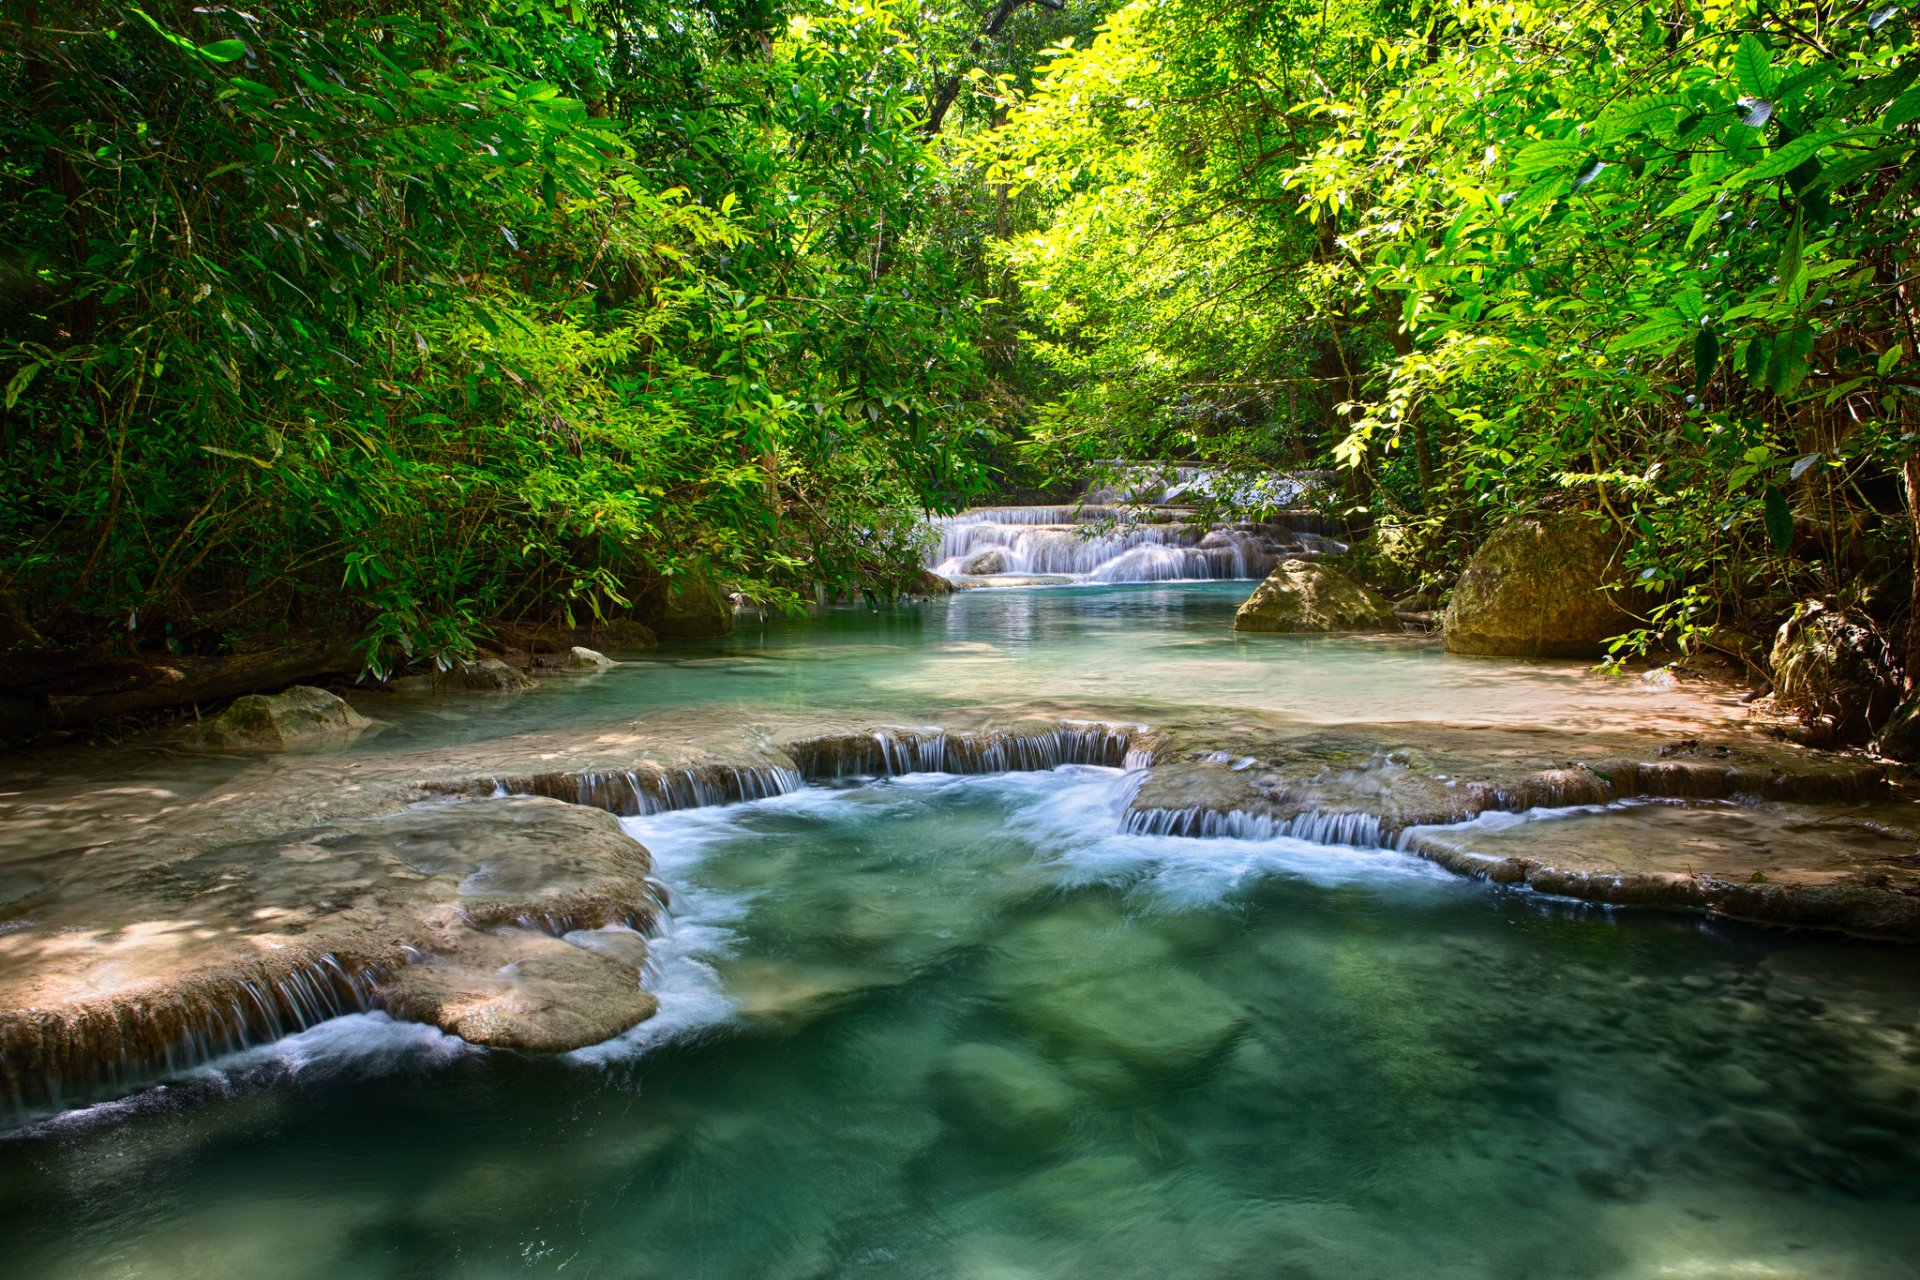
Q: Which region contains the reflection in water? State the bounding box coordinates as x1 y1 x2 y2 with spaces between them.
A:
3 769 1917 1279
333 583 1737 754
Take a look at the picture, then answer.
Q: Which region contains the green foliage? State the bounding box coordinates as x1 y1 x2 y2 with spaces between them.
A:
1 0 1001 667
991 0 1920 656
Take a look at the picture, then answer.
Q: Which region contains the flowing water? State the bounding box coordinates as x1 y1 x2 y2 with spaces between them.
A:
2 586 1917 1278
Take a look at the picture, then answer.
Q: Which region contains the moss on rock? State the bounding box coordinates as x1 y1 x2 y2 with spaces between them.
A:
649 566 734 639
1232 559 1399 633
192 685 374 750
1443 514 1635 658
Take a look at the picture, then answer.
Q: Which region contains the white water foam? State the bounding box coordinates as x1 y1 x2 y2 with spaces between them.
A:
983 766 1452 906
9 1013 477 1137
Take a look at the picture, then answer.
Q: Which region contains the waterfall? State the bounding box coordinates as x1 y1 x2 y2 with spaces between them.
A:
929 467 1340 585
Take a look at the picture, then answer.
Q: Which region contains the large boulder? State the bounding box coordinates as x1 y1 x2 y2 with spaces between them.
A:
1233 559 1398 633
588 619 659 653
1443 514 1636 658
192 685 373 749
649 567 734 639
1769 602 1900 746
1876 694 1920 762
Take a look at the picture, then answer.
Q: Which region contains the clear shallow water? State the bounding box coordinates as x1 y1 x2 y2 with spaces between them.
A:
4 769 1917 1279
360 583 1732 752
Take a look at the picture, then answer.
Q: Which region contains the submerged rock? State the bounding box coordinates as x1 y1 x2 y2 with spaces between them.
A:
936 1042 1081 1153
1768 602 1900 745
191 685 374 750
1232 559 1398 634
1443 513 1636 657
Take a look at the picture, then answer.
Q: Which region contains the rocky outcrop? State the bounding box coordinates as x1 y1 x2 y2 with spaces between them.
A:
1233 559 1398 633
1768 602 1900 745
559 646 615 670
0 796 664 1108
190 685 375 750
648 566 733 639
1443 513 1636 657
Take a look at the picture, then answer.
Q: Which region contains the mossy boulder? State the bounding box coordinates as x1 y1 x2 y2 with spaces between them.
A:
192 685 373 749
1233 559 1399 633
1443 514 1635 658
389 657 533 695
649 567 733 639
1769 602 1900 746
587 619 659 653
1876 694 1920 762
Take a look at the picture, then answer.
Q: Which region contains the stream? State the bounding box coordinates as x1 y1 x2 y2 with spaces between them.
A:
2 585 1918 1278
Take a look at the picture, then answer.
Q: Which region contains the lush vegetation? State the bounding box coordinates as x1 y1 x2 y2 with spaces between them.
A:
991 0 1920 668
4 1 1919 680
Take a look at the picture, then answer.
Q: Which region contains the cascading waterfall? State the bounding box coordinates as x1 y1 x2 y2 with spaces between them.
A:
928 466 1342 585
2 952 390 1112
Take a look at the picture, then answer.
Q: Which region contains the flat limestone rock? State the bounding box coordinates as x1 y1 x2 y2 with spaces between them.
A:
383 928 657 1053
190 685 375 750
1233 559 1398 633
0 795 664 1105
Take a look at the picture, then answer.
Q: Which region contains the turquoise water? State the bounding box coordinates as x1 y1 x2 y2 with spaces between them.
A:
358 583 1733 749
3 766 1918 1279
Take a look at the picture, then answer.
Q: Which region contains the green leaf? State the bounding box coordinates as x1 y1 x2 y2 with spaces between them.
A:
1609 312 1689 354
198 39 247 64
1776 211 1804 302
1886 84 1920 130
4 361 41 410
1511 137 1582 177
1740 132 1840 186
1881 344 1907 375
1763 487 1793 553
1734 35 1775 100
1766 324 1815 394
1693 324 1721 392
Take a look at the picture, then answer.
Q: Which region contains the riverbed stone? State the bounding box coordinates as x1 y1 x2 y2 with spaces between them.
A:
937 1042 1080 1153
1232 559 1399 634
1013 965 1247 1078
191 685 374 750
1768 602 1901 745
1443 513 1636 657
